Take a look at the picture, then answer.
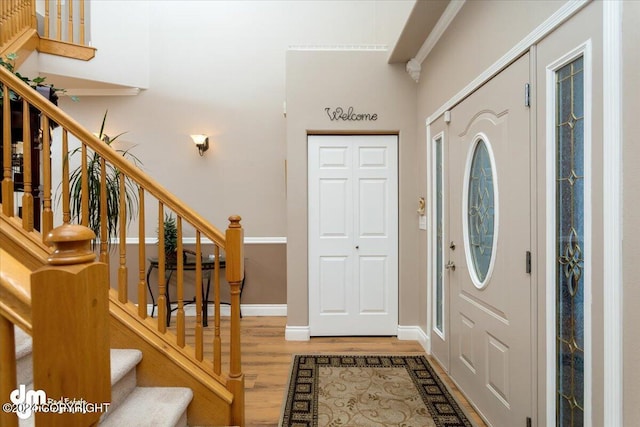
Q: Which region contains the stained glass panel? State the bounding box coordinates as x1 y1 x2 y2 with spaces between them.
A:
556 56 585 427
467 140 494 283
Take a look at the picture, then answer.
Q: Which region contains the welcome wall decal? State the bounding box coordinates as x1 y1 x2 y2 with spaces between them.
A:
325 107 378 121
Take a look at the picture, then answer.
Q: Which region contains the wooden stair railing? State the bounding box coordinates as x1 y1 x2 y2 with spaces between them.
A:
0 0 96 62
0 63 245 425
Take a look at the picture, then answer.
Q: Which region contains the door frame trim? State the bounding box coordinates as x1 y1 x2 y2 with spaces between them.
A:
306 134 400 336
602 1 623 424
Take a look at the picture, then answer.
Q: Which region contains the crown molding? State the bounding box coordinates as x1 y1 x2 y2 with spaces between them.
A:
288 44 387 51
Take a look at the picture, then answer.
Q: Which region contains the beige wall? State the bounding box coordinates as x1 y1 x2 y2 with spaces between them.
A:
286 50 418 328
623 1 640 423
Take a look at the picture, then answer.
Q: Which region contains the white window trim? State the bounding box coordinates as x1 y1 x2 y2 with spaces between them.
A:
431 131 446 339
462 134 499 290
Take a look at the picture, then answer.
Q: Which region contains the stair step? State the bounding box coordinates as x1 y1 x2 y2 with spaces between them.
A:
13 331 192 426
107 349 143 416
14 326 32 358
100 387 192 427
14 326 33 387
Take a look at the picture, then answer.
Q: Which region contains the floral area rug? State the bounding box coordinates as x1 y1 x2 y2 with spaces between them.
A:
280 354 473 427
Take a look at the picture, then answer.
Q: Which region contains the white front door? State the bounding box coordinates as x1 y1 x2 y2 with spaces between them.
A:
308 134 398 336
447 53 533 426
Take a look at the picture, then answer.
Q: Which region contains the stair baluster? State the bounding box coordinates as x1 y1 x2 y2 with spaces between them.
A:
41 116 52 239
21 99 33 232
195 232 204 361
157 202 167 334
176 216 185 347
226 215 245 427
137 187 147 319
118 170 127 303
2 84 14 217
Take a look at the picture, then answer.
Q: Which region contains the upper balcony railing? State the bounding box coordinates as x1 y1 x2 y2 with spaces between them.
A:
1 0 96 61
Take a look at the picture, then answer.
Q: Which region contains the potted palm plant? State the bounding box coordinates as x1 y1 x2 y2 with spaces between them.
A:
66 110 142 251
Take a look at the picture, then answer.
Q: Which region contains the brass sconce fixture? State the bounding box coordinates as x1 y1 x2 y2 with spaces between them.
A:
190 134 209 156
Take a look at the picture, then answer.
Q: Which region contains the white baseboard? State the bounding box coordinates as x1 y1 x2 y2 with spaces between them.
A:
283 324 428 345
285 325 311 341
240 304 287 316
397 325 430 353
141 303 287 317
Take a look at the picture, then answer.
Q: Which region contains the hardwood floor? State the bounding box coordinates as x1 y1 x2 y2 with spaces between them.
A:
176 316 486 427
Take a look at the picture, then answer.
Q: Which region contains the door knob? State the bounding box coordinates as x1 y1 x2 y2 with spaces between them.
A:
445 261 456 271
355 246 359 249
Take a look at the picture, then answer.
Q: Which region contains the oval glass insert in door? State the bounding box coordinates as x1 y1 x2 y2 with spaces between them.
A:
464 137 498 288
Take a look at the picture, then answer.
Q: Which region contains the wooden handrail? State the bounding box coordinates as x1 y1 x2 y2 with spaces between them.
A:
0 248 33 333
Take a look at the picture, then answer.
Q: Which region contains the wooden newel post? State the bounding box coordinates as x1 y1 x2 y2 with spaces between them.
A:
225 215 245 427
31 224 111 426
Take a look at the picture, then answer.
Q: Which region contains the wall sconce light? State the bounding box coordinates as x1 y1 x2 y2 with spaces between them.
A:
190 134 209 156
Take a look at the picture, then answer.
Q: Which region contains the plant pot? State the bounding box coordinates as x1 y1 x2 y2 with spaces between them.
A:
165 251 187 264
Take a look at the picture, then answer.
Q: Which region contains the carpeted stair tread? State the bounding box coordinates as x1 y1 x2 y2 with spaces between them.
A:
14 326 32 359
14 326 33 388
109 349 142 385
100 387 193 427
105 349 143 418
13 347 141 392
13 338 193 426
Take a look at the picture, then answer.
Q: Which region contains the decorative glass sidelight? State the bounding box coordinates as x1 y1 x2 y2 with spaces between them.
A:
467 139 495 284
556 56 585 426
435 136 444 333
